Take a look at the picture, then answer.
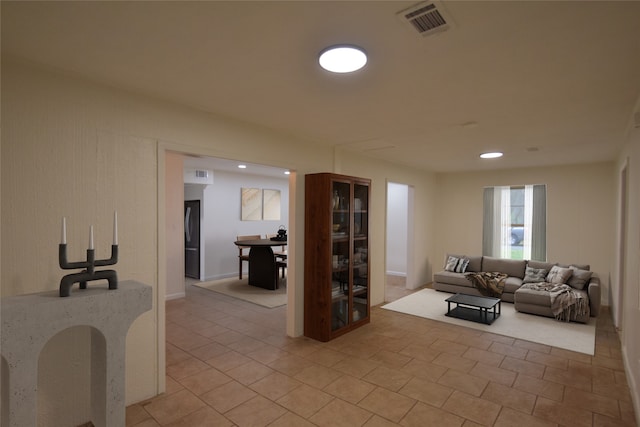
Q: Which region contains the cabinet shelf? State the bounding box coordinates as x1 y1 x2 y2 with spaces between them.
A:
304 173 371 342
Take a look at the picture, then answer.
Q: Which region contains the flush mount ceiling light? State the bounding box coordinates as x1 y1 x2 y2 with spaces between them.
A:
319 45 367 73
480 152 503 159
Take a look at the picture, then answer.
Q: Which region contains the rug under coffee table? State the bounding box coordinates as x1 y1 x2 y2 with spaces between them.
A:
445 293 501 325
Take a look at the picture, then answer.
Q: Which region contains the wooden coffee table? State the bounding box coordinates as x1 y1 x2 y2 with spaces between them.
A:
445 293 501 325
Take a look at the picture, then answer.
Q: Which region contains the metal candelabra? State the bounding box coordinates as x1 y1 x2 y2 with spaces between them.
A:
58 244 118 297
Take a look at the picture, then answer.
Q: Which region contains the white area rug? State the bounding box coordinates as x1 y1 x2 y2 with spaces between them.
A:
194 277 287 308
382 288 596 355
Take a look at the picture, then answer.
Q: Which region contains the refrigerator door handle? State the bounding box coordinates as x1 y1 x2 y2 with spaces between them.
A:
184 207 192 243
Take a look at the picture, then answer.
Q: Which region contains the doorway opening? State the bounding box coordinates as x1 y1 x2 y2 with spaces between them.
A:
179 155 291 285
385 181 416 302
162 149 298 333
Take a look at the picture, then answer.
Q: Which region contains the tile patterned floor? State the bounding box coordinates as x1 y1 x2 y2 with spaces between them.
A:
126 280 637 426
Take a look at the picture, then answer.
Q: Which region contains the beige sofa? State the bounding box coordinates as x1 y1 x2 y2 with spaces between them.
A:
432 254 600 323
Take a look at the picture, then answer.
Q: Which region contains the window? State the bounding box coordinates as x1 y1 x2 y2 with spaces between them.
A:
482 185 546 260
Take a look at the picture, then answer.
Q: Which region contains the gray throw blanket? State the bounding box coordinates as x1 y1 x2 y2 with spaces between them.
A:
520 282 589 321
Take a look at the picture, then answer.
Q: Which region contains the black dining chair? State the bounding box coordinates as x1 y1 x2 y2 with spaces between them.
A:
236 234 261 279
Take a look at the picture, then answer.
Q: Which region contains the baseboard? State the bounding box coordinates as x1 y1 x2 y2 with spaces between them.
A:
622 344 640 425
203 273 241 281
386 271 407 277
165 292 185 301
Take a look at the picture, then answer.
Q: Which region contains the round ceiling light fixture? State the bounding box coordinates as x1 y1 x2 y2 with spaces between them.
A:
480 152 503 159
319 45 367 73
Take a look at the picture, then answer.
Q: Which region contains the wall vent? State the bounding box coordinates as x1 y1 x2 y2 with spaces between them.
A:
184 168 213 185
397 1 454 37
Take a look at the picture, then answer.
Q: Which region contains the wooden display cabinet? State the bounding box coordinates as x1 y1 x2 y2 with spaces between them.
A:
304 173 370 342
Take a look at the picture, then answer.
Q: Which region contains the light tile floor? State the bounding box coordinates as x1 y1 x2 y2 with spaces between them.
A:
384 275 424 303
126 279 637 426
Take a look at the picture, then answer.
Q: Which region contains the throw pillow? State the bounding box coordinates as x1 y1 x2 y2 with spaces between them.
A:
523 266 547 283
546 265 573 285
455 258 470 273
444 256 460 272
568 266 592 290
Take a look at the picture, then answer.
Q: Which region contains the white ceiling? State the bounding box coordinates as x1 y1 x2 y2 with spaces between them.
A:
184 155 290 179
3 1 640 173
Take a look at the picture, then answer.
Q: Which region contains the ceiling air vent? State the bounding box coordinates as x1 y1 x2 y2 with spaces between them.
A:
398 1 454 37
195 170 209 179
184 168 213 185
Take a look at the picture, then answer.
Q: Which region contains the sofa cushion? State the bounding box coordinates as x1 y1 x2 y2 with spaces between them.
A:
466 256 482 273
433 271 474 288
514 286 550 306
568 266 592 290
503 276 524 294
482 256 527 279
527 260 556 272
559 263 590 271
445 253 464 264
515 285 588 306
523 266 548 283
444 255 460 272
444 255 470 273
456 258 470 273
546 266 573 284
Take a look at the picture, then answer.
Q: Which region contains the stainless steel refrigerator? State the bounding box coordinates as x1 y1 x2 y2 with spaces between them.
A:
184 200 200 279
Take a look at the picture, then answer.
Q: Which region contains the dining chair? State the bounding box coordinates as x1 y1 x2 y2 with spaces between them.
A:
237 234 261 279
266 234 288 261
276 259 287 279
266 233 287 279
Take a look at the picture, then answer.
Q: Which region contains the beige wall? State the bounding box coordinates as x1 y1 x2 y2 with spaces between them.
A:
2 59 160 422
434 162 615 303
165 152 185 299
613 119 640 416
1 57 436 414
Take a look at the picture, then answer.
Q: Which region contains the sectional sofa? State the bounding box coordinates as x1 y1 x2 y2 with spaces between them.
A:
432 254 601 323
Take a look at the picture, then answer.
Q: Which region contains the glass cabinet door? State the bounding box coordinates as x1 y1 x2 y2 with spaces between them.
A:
352 183 369 323
331 181 350 331
304 172 371 342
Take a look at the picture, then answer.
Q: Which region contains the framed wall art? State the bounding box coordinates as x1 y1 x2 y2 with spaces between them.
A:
241 188 262 220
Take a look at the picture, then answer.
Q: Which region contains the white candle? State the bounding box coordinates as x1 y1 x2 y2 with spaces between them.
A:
113 211 118 245
61 217 67 244
89 225 94 250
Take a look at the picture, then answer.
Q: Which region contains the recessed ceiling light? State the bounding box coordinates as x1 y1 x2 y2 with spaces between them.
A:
238 164 247 169
284 171 290 175
480 152 503 159
319 45 367 73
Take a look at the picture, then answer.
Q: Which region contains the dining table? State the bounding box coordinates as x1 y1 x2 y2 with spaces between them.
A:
234 238 287 290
